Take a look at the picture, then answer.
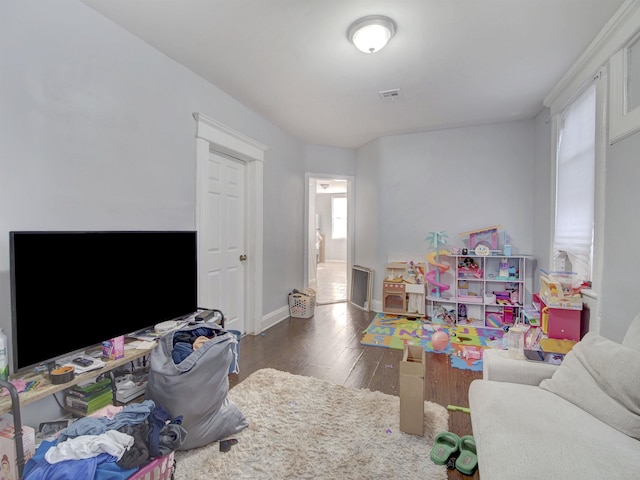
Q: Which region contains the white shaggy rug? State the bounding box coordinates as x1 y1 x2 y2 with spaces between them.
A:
174 368 449 479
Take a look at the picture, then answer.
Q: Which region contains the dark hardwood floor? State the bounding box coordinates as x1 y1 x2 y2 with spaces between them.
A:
229 302 482 480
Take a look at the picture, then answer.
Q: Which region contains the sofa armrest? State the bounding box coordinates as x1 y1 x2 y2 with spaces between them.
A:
482 349 559 385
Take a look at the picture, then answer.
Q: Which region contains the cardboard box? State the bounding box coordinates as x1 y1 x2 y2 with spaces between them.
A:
102 335 125 360
399 344 426 436
0 415 35 480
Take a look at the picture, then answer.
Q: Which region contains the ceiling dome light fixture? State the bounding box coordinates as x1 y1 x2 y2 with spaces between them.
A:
347 15 396 53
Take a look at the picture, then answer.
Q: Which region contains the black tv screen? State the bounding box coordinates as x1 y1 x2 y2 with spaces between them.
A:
9 230 197 374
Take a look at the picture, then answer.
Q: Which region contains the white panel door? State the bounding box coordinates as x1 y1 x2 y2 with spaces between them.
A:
203 151 246 333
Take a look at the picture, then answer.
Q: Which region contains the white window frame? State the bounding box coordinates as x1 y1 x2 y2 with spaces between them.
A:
331 195 347 240
541 0 638 336
610 29 640 144
549 68 607 294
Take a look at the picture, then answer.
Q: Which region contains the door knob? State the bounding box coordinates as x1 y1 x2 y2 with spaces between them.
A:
239 254 247 261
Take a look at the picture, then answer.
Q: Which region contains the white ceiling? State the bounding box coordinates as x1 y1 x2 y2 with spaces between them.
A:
81 0 625 149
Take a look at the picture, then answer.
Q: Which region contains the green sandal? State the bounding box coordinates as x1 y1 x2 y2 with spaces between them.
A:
455 435 478 475
429 431 460 465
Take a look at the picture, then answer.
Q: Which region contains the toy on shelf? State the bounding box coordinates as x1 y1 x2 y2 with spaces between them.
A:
458 257 483 279
426 251 451 298
425 231 450 298
409 261 426 284
503 231 512 256
485 312 503 328
522 306 541 326
539 270 583 310
432 305 455 325
498 258 509 278
459 225 502 256
458 304 468 322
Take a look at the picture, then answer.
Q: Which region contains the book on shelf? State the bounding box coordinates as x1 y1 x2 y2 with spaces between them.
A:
69 377 112 394
66 377 112 400
65 397 112 415
66 384 112 401
65 388 113 413
65 388 112 407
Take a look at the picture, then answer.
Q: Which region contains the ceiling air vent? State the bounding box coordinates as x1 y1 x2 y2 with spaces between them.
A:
379 88 402 101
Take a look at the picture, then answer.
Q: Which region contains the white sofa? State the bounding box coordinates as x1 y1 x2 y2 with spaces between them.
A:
468 316 640 479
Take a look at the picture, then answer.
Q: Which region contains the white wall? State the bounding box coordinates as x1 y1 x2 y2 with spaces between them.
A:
0 0 306 426
304 144 355 175
532 108 553 290
601 130 640 340
354 140 381 275
357 121 536 308
261 136 307 314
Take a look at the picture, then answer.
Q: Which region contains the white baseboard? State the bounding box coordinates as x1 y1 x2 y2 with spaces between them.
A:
371 299 382 312
261 305 290 332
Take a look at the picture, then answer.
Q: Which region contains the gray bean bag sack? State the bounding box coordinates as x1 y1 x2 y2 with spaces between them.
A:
145 323 247 450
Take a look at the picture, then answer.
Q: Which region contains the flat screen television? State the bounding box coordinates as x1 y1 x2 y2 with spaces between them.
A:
9 230 198 374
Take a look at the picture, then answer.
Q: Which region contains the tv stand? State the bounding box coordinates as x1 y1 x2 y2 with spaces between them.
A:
0 338 154 478
0 341 154 415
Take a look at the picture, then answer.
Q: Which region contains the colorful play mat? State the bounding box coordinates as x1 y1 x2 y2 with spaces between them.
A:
360 313 507 371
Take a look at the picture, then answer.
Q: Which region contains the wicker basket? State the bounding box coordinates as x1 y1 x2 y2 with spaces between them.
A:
288 288 316 318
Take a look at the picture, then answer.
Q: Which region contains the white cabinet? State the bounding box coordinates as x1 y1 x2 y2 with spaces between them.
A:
426 254 532 329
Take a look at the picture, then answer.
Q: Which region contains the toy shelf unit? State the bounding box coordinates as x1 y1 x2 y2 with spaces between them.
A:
382 262 427 317
426 254 533 329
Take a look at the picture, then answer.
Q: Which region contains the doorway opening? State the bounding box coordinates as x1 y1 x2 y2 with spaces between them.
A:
305 175 353 305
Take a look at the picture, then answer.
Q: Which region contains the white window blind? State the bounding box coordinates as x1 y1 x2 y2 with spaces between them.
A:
554 83 596 283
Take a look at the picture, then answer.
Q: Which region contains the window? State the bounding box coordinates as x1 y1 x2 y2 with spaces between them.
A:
553 83 596 284
331 195 347 239
610 32 640 143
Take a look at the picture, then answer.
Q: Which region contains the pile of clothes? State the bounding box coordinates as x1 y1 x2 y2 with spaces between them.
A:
23 400 185 479
170 326 229 364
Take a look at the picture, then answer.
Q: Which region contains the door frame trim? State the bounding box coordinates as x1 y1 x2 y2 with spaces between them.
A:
304 173 354 299
194 113 267 334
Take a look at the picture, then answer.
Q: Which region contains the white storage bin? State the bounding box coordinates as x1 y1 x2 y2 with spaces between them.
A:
288 289 316 318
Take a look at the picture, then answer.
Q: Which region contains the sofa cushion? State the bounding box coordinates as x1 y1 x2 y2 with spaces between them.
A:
540 332 640 440
622 312 640 351
469 380 640 479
